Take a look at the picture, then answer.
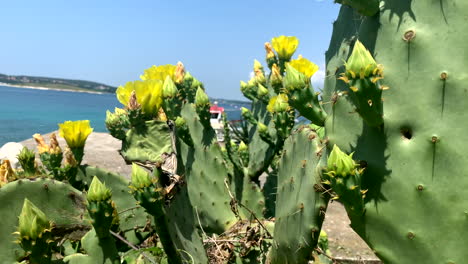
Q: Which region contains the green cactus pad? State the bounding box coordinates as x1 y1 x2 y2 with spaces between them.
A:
63 228 119 264
179 104 237 233
269 126 329 264
121 120 173 164
324 2 468 263
0 178 87 262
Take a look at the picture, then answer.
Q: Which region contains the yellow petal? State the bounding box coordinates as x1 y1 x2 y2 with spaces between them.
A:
271 36 299 60
289 57 319 78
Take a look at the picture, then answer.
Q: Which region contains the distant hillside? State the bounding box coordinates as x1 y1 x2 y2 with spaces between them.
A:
0 73 116 93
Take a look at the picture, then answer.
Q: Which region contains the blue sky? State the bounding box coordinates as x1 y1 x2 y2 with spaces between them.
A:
0 0 340 100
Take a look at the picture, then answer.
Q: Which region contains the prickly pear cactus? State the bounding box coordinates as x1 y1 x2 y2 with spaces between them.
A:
323 2 468 263
0 178 87 263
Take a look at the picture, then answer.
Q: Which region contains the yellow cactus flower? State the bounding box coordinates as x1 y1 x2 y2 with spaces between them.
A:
140 64 177 82
267 94 289 113
116 80 164 116
271 36 299 61
289 56 319 78
58 120 93 148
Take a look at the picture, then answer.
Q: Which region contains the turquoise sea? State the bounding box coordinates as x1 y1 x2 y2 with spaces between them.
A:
0 85 245 146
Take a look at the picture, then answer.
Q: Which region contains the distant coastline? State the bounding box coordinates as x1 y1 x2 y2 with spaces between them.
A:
0 82 106 94
0 73 116 94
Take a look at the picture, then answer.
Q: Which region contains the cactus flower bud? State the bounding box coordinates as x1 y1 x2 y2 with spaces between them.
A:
283 63 309 91
174 116 186 128
184 71 194 83
17 199 51 240
238 141 248 152
345 40 378 79
230 140 238 149
241 107 250 116
327 145 356 177
265 42 278 68
17 147 37 176
195 87 210 107
0 159 15 185
131 163 152 189
271 36 299 61
270 63 283 86
265 42 276 60
255 70 266 85
87 176 112 202
267 94 289 113
257 84 269 97
175 61 185 84
240 81 248 92
254 59 264 73
163 75 178 98
257 122 268 134
191 77 203 89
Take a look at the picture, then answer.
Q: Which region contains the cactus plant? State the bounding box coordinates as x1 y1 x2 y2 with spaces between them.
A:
9 6 467 260
320 2 468 263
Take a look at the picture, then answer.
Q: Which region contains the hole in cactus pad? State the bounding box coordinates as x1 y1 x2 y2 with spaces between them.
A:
400 127 412 140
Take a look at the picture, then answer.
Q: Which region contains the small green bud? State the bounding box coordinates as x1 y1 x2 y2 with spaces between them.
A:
174 116 186 128
163 75 178 98
240 81 248 92
283 63 309 91
131 163 152 189
238 141 248 152
195 87 210 107
257 122 268 134
254 59 264 72
257 84 269 97
345 40 378 78
327 145 356 177
183 71 194 82
230 140 238 149
17 147 37 176
241 107 250 116
191 77 203 89
87 176 112 202
18 199 51 240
